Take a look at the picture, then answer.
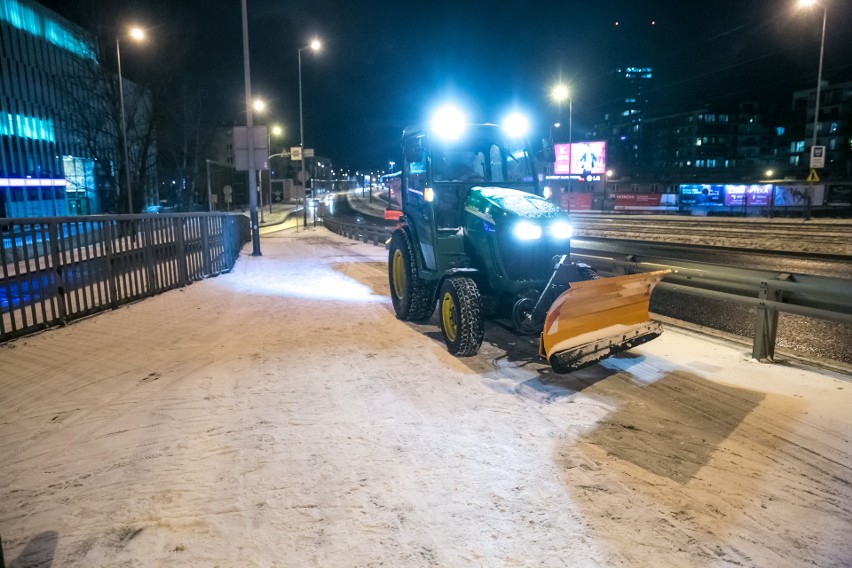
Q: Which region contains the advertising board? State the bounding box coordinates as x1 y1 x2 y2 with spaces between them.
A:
774 185 825 206
613 193 678 211
554 141 606 175
679 184 725 206
559 192 592 211
723 185 772 206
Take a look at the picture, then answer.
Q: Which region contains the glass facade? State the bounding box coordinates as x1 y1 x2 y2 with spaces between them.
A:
0 0 155 217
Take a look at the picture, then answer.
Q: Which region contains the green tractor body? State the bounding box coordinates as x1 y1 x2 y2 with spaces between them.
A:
387 123 668 371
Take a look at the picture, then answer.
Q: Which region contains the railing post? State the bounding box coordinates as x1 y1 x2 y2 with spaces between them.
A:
103 220 119 308
201 216 211 276
49 220 68 325
175 217 189 285
141 217 158 296
752 275 788 361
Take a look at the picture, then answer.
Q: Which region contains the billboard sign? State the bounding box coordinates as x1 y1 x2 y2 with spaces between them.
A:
724 184 772 206
558 192 592 211
679 184 726 206
554 141 606 175
775 185 825 206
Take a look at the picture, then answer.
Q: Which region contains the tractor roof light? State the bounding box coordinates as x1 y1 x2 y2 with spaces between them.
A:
502 112 530 139
431 105 467 140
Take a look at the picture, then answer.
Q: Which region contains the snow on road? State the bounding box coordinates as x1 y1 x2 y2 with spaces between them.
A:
1 228 851 567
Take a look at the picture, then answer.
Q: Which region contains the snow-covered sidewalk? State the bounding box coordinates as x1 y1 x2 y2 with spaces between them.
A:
1 229 850 567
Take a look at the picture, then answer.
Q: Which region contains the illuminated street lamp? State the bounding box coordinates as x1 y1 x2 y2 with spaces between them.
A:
550 84 571 147
116 25 146 213
298 38 322 227
551 83 573 190
797 0 827 154
253 98 266 113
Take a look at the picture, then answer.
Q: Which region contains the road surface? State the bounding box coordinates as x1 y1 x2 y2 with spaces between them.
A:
1 229 850 567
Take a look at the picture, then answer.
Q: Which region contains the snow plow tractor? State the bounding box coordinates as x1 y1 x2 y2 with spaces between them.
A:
387 109 668 373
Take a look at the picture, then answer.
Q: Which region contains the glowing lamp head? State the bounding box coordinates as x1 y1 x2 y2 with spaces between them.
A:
502 112 530 139
310 39 322 51
513 221 542 240
798 0 817 7
253 99 266 112
272 125 283 137
431 105 467 140
129 27 145 42
551 84 569 103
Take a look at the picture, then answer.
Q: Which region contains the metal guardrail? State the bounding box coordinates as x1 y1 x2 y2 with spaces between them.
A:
320 215 851 363
321 216 390 247
1 213 250 342
572 252 852 361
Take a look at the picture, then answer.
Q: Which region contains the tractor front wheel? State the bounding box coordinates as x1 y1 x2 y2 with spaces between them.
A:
439 276 484 356
388 230 436 322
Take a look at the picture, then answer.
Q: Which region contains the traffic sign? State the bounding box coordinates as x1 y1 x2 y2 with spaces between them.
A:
297 170 310 183
810 145 825 169
232 126 269 171
223 185 233 203
291 146 302 161
806 169 820 183
304 148 315 158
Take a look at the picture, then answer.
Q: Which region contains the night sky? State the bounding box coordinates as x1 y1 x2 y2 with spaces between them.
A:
39 0 852 170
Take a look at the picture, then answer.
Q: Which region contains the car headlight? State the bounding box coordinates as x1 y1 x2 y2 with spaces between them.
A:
513 221 542 240
550 221 573 239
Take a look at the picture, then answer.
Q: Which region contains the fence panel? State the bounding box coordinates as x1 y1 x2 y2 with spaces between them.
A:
1 213 250 342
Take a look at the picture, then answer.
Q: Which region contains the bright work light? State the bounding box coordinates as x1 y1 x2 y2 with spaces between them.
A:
513 221 542 240
550 221 572 239
431 105 466 140
502 112 530 139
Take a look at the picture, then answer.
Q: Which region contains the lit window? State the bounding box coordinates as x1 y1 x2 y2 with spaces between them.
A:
1 112 55 142
0 0 97 60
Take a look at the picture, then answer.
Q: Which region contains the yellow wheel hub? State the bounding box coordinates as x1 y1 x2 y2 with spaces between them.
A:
441 291 457 342
392 250 406 300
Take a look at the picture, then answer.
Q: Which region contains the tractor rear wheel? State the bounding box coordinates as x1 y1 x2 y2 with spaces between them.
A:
388 229 436 322
439 276 484 356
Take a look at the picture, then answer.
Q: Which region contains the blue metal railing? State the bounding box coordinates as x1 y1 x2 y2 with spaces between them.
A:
1 213 250 342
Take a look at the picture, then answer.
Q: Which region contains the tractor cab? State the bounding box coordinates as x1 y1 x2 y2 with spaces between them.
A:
392 119 539 275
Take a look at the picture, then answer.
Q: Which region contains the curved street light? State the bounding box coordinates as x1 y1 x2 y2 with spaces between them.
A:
551 83 573 189
298 38 321 227
797 0 827 156
116 25 146 213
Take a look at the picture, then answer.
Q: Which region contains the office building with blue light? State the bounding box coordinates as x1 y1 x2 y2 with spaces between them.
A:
1 0 154 217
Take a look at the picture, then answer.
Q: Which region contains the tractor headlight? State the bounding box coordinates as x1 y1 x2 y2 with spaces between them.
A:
550 221 573 239
513 221 542 240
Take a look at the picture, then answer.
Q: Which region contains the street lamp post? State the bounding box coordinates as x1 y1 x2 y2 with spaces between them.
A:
116 26 145 213
798 0 827 221
799 0 827 152
240 0 261 255
298 39 321 228
551 84 572 190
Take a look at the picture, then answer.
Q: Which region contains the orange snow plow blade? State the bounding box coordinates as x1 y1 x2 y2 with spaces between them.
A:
539 270 671 373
